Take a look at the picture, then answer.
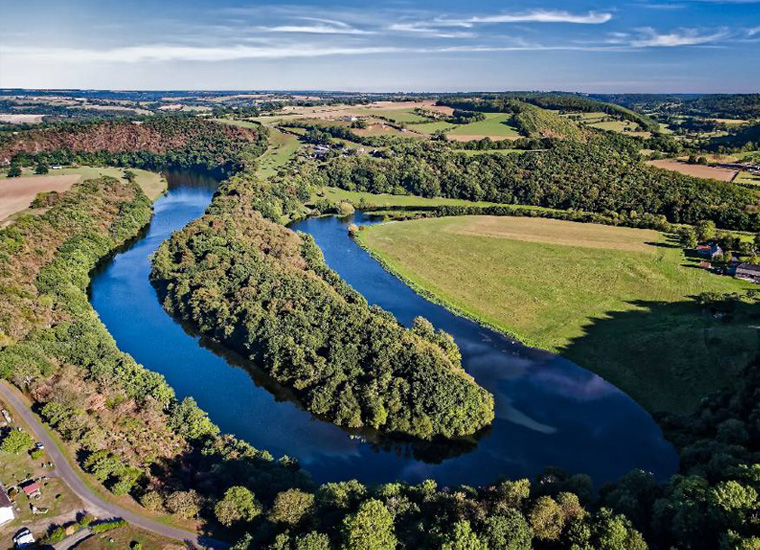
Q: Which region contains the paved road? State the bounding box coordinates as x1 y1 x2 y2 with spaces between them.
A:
0 381 227 549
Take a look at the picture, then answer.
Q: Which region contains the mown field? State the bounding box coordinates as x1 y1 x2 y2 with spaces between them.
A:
446 113 521 139
357 215 758 414
317 186 507 209
0 166 165 225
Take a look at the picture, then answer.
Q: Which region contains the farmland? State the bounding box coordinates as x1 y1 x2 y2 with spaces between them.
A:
0 166 165 225
357 215 757 414
647 159 739 182
446 113 521 140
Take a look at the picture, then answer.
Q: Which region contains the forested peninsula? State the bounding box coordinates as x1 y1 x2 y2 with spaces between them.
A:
150 169 494 440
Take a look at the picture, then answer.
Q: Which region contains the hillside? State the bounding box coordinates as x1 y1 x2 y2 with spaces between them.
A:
0 117 269 172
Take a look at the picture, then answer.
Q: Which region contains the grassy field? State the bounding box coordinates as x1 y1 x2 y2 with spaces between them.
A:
316 187 508 209
361 108 431 123
735 171 760 186
1 166 166 226
357 215 758 414
447 113 521 139
76 524 178 550
454 149 534 157
413 121 457 135
257 128 301 179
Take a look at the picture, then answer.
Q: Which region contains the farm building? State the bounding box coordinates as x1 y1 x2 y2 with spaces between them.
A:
20 482 40 499
697 243 723 259
0 484 14 525
735 263 760 283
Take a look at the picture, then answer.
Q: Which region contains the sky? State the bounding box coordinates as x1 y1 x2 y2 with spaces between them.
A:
0 0 759 92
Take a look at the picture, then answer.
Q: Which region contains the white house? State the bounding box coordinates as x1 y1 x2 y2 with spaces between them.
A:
0 484 14 526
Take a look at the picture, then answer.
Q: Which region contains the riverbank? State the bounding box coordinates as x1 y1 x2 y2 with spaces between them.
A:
356 215 759 414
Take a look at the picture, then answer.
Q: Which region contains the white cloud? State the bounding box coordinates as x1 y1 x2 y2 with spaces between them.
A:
393 9 613 33
387 23 475 38
628 27 729 46
1 41 627 65
260 18 375 35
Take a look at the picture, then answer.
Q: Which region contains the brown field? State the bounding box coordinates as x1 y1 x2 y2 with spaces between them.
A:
712 118 748 125
647 159 738 182
443 216 661 253
0 114 45 124
272 100 453 122
0 174 80 222
1 167 165 225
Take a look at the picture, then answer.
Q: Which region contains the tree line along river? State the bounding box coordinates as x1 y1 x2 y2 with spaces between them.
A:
88 170 678 487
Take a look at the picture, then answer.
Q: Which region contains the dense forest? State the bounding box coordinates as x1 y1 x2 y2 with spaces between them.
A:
307 136 760 231
151 170 494 440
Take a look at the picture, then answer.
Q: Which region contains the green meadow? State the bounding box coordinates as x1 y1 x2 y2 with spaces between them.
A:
357 215 758 414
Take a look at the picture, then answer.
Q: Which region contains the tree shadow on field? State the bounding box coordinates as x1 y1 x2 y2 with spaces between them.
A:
557 296 760 416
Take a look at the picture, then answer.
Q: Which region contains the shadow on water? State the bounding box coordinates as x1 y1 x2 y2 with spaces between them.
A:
89 177 680 488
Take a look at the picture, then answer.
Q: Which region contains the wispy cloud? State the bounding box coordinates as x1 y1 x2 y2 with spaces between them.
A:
392 9 613 34
259 17 375 35
3 41 631 65
627 27 730 46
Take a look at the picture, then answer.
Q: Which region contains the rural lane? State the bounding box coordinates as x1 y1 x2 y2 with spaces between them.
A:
0 381 228 549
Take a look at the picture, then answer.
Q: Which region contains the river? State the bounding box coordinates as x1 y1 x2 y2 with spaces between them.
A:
89 170 678 487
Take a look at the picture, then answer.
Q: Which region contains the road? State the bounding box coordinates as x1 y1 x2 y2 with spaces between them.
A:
0 381 228 549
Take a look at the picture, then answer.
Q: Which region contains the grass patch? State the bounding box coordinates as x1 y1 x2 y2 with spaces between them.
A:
447 113 521 138
735 171 760 186
257 128 301 179
453 149 533 157
316 187 508 209
357 215 759 414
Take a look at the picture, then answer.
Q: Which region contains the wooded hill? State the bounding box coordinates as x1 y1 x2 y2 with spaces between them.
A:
438 94 659 134
310 136 760 231
0 116 269 173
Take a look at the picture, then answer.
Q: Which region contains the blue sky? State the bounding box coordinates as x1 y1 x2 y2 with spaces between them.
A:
0 0 758 92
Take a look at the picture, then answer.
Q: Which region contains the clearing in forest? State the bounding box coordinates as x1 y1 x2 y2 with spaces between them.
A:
647 159 738 182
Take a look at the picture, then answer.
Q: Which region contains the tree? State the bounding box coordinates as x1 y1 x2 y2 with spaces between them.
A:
342 499 397 550
696 220 717 242
529 496 565 541
483 510 532 550
441 520 489 550
591 508 648 550
123 170 137 183
295 532 331 550
168 397 219 441
0 428 34 454
7 165 22 177
678 227 698 249
268 489 314 527
166 490 201 519
708 481 758 529
215 486 262 526
35 163 49 174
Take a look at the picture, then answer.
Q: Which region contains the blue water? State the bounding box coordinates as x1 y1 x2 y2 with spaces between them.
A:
89 171 678 487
